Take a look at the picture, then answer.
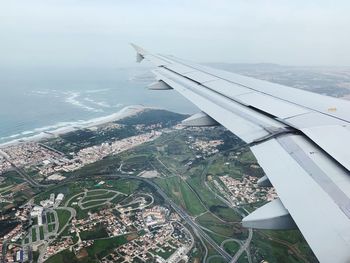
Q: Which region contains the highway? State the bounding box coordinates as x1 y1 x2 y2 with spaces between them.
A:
89 174 233 262
229 226 253 263
3 152 251 262
0 149 51 188
7 160 43 188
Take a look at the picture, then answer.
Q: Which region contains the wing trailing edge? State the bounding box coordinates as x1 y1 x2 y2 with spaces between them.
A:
131 44 350 262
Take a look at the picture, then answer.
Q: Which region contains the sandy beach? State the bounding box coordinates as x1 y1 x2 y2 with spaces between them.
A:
0 105 147 149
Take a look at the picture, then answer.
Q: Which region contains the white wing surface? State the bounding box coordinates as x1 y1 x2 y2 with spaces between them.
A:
131 44 350 263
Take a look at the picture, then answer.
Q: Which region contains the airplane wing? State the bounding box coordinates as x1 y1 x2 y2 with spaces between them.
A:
131 44 350 263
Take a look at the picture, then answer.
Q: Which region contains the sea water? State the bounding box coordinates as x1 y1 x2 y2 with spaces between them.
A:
0 66 196 144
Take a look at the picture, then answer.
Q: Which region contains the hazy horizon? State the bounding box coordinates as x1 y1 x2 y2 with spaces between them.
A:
2 0 350 144
1 0 350 69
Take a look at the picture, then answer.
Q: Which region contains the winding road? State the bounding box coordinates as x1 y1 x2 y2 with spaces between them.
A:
75 173 234 262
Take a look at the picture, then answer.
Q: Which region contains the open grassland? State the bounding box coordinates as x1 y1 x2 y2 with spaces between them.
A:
45 249 78 263
86 233 137 259
34 180 97 205
81 200 108 209
186 174 241 222
85 190 108 196
105 179 141 195
250 230 318 263
154 176 206 216
223 241 240 256
83 192 117 202
80 223 109 241
196 212 248 242
56 209 71 233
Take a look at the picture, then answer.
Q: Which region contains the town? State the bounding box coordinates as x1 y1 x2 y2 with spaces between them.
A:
0 109 316 263
1 186 195 263
218 175 277 206
0 131 161 180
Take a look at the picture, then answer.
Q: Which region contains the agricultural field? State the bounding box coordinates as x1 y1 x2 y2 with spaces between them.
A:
0 108 319 263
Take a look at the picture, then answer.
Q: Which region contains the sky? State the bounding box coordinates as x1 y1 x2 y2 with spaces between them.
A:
1 0 350 68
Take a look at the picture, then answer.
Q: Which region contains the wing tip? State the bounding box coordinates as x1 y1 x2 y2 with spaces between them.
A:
130 43 147 56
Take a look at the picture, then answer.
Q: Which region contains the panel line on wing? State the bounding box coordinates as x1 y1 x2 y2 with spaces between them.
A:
277 135 350 219
162 65 312 122
133 45 350 263
157 69 288 136
155 73 270 143
161 55 350 124
251 137 350 262
159 67 291 132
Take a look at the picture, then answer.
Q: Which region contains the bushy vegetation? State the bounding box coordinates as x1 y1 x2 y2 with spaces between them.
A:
117 109 187 127
80 223 109 240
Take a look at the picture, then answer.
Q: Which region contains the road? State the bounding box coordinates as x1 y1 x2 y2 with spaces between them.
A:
6 160 42 188
201 156 254 263
77 189 124 210
37 207 76 263
230 226 253 263
205 180 254 262
0 150 51 188
38 143 65 156
84 173 233 262
201 153 256 261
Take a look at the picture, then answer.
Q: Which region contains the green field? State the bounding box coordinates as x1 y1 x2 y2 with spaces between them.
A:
110 194 126 204
86 234 131 259
237 252 249 263
48 212 56 224
48 224 55 232
209 205 241 222
205 240 226 263
86 190 108 196
81 200 107 208
56 209 71 233
72 205 88 220
45 249 78 263
31 228 37 242
186 175 241 222
154 176 206 216
250 230 318 263
223 241 240 256
196 212 248 242
83 192 116 202
32 217 38 225
46 212 53 223
208 256 226 263
34 181 97 206
80 223 109 240
105 179 141 195
39 226 44 240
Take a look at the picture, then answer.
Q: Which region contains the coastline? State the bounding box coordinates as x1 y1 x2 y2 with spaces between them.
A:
0 105 147 149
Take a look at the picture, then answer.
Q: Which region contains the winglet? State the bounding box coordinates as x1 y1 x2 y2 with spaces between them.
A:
130 43 147 56
130 43 148 62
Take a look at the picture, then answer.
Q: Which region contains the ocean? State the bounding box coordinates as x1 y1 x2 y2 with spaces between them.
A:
0 67 196 145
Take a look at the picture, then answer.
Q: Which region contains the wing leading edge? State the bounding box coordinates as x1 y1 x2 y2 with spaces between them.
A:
131 44 350 262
